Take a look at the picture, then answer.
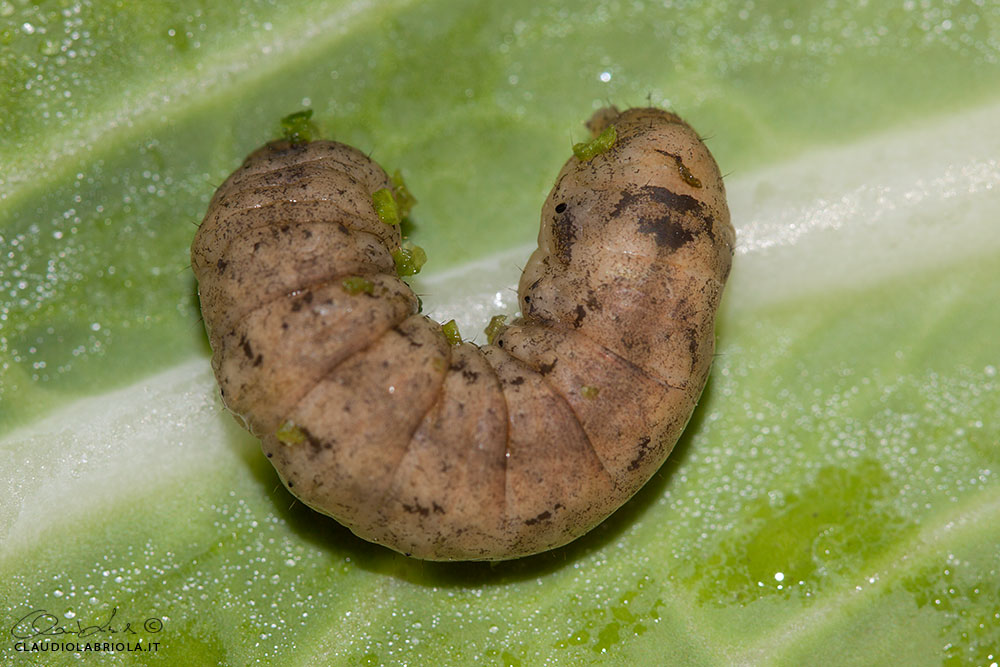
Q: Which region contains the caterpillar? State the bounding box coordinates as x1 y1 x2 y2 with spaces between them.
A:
191 107 734 561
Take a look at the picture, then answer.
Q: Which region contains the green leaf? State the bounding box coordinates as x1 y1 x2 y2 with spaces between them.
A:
3 0 1000 664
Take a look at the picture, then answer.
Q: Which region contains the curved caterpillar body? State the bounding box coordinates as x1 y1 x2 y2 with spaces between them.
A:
191 107 734 561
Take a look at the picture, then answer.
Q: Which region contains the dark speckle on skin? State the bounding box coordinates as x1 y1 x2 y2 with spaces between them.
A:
216 258 227 273
290 291 313 312
403 501 430 517
396 326 423 348
300 426 325 456
687 329 699 356
627 436 653 472
537 360 556 375
524 510 552 526
241 337 254 360
510 376 525 386
551 205 577 264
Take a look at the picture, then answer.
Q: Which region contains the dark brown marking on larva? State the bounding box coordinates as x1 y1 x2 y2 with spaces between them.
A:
305 428 324 452
524 510 552 526
551 206 577 264
613 185 702 217
396 325 424 348
686 329 700 356
191 107 733 562
403 501 431 517
612 184 716 249
637 216 695 250
627 436 653 472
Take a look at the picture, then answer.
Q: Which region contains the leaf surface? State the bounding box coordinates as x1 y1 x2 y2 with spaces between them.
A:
2 1 1000 664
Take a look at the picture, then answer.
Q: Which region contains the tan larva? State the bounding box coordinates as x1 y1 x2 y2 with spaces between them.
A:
191 107 734 561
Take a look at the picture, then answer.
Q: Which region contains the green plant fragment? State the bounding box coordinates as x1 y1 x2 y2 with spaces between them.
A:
392 170 418 219
342 276 375 295
573 125 617 161
484 315 508 345
392 242 427 276
441 319 462 345
280 109 318 145
372 188 401 226
276 419 307 446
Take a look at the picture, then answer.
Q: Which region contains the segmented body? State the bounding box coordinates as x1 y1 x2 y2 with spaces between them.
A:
191 107 734 560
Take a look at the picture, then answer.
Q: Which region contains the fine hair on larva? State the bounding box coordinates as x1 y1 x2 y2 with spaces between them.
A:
191 106 734 561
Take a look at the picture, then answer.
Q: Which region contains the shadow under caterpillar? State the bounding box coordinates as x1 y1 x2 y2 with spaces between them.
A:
191 107 734 561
